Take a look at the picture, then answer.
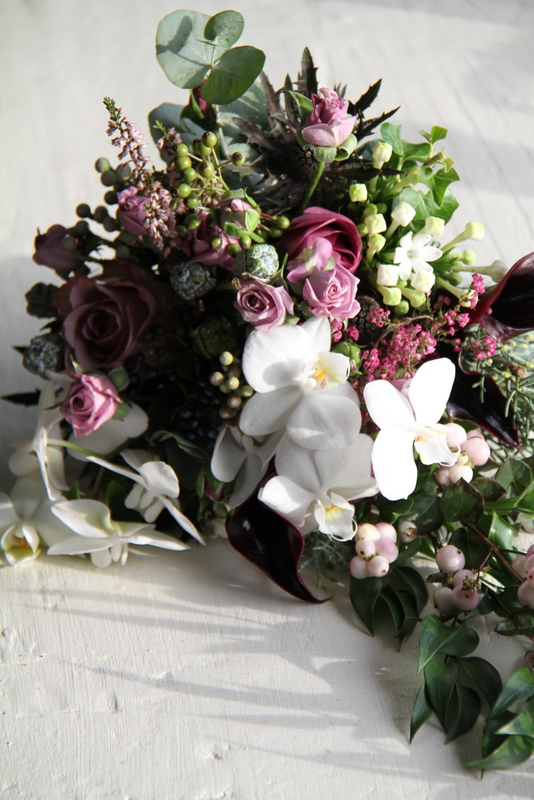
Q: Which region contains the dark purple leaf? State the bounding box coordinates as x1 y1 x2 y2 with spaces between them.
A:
470 252 534 342
226 487 325 603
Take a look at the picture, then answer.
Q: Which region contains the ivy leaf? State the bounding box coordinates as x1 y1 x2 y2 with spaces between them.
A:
446 684 481 742
471 477 506 502
495 609 534 638
431 166 460 206
204 10 244 48
419 125 448 145
457 656 502 709
469 735 534 771
226 488 324 603
424 657 457 730
350 575 384 635
441 479 484 524
380 122 404 155
496 458 532 491
498 699 534 737
202 46 266 105
410 684 433 742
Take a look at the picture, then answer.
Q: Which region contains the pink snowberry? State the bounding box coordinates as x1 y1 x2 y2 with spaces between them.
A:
518 580 534 608
449 464 474 484
525 554 534 573
452 569 477 587
399 521 417 542
512 554 527 579
462 436 490 466
466 429 485 440
434 586 456 614
349 555 368 580
445 422 468 448
375 522 397 542
434 467 452 487
356 523 380 541
527 567 534 587
436 545 465 573
356 539 376 559
451 583 482 611
366 556 390 577
375 538 399 564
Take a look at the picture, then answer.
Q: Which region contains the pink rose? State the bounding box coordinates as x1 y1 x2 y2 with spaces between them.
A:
33 224 79 272
301 88 357 148
235 280 294 331
117 187 150 237
60 374 121 437
281 207 362 274
54 264 158 370
182 210 236 267
287 238 360 322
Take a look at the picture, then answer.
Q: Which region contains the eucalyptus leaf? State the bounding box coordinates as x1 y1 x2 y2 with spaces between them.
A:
424 657 457 730
202 46 266 105
446 684 481 742
410 684 433 742
204 10 244 47
156 10 216 89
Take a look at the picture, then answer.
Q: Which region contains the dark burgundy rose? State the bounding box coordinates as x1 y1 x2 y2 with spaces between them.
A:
117 187 150 237
281 206 362 274
470 252 534 342
54 264 158 370
33 224 79 272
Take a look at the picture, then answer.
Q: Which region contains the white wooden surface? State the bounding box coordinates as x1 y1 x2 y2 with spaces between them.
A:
2 1 534 797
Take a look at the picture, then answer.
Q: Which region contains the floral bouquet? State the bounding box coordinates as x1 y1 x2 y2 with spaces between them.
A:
5 8 534 774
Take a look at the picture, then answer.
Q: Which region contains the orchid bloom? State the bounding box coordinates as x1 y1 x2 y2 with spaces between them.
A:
86 450 204 545
259 435 377 540
239 316 362 450
210 427 283 508
8 380 68 501
48 498 190 567
0 473 73 565
363 358 458 501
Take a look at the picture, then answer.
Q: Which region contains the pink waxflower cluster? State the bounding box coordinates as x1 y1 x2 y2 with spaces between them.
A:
356 322 437 386
469 334 497 361
349 522 399 579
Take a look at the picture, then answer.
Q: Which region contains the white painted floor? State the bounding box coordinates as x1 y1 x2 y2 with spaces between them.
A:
2 1 534 797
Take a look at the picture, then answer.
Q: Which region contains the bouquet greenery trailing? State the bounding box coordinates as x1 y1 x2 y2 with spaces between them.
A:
5 8 534 773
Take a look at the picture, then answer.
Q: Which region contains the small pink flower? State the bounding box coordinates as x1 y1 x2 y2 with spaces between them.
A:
117 187 150 237
33 224 79 272
301 88 357 148
235 280 293 331
60 374 121 437
282 207 362 273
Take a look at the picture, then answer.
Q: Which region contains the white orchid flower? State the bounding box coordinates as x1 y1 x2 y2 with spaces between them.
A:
67 403 149 460
86 449 204 545
258 434 377 541
9 380 68 501
0 473 73 565
363 358 458 501
239 316 361 451
210 427 283 508
48 498 190 567
394 232 442 277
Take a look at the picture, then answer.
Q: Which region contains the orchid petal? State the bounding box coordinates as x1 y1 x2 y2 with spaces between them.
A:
242 325 313 393
316 435 377 499
409 358 455 425
287 391 362 450
258 476 316 529
47 535 113 556
136 461 179 498
211 427 247 482
301 316 332 353
314 502 355 540
239 386 301 437
160 497 205 544
371 429 418 501
364 380 415 432
51 499 114 538
126 529 190 549
91 549 113 567
274 436 321 494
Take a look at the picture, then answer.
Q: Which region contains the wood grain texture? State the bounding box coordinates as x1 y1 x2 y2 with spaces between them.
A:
2 1 534 797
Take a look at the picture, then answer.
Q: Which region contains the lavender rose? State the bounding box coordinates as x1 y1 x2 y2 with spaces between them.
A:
235 280 294 331
33 224 79 272
55 265 158 370
301 88 357 148
60 374 121 437
281 206 362 274
183 210 236 268
287 238 360 321
117 187 150 237
218 197 259 233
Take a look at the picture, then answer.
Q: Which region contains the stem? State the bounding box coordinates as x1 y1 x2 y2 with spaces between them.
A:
47 438 101 458
298 161 325 213
465 522 524 584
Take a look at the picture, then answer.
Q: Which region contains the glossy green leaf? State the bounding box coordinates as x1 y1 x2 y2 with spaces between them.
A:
156 10 215 89
446 684 481 742
380 585 405 638
471 477 506 502
424 658 457 730
418 614 478 672
489 667 534 721
437 623 479 658
458 656 502 709
441 479 484 524
202 46 266 105
487 512 514 550
394 537 421 568
419 125 448 145
204 10 243 47
469 735 534 771
432 166 460 206
495 609 534 638
380 497 413 523
350 576 383 636
393 565 428 614
410 684 433 742
496 458 532 491
448 526 488 570
498 699 534 737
